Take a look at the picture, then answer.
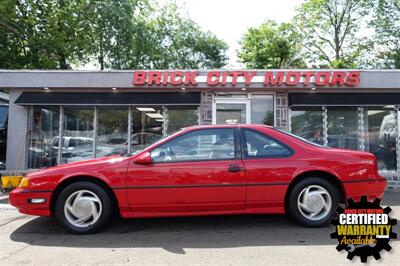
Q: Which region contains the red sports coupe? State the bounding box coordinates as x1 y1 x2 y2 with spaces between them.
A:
10 125 386 234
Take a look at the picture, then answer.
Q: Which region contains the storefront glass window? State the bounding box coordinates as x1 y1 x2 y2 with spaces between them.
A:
131 107 164 154
216 103 247 124
167 106 199 134
28 107 60 168
327 107 359 150
0 106 8 164
251 95 274 125
97 107 129 157
363 107 397 171
290 107 323 145
62 107 94 164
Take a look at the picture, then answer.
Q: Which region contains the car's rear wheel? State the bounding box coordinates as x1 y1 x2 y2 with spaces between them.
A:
55 182 112 234
287 177 339 227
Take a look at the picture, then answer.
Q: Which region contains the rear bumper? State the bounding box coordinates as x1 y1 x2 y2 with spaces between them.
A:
343 177 387 201
9 188 52 216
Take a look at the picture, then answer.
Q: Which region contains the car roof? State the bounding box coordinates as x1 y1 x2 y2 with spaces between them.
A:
182 124 274 130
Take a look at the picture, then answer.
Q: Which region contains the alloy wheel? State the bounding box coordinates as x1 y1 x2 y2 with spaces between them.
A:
297 185 332 221
64 190 102 228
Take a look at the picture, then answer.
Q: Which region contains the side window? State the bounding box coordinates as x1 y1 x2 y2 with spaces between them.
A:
151 128 235 163
243 129 292 158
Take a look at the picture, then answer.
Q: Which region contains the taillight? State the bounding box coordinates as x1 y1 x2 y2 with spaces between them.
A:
372 156 379 175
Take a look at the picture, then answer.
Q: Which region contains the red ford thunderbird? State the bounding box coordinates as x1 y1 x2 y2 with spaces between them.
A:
10 125 386 234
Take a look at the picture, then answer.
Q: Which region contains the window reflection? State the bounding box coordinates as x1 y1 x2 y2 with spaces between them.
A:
97 107 129 157
327 107 359 150
28 107 60 168
27 105 203 168
167 106 198 134
251 95 274 125
364 108 397 171
131 107 163 153
61 107 94 164
290 107 323 145
0 106 7 168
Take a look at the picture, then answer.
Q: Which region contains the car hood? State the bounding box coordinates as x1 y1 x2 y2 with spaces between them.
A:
28 155 126 177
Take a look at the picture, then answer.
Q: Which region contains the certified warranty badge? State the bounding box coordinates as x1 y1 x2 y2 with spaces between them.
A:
330 196 397 263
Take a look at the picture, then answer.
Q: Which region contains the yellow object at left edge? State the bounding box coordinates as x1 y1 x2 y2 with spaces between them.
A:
1 176 24 188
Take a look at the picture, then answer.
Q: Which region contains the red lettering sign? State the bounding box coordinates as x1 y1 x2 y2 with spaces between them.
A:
346 71 360 86
264 72 284 86
132 71 147 85
207 71 220 86
286 72 301 86
302 71 314 85
315 72 330 86
132 70 360 87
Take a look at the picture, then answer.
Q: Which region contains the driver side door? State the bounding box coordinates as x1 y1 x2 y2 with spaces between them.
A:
126 128 246 212
241 128 294 210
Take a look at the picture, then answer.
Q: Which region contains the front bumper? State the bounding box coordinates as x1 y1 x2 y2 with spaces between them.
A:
9 188 52 216
343 177 387 202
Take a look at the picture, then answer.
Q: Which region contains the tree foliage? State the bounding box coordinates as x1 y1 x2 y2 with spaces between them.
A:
0 0 93 69
87 0 152 70
133 3 228 69
368 0 400 69
294 0 367 68
237 20 305 69
0 0 228 70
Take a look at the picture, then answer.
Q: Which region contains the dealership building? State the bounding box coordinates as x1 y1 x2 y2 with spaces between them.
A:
1 69 400 191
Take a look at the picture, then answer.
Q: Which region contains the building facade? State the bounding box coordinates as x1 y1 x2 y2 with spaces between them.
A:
1 69 400 191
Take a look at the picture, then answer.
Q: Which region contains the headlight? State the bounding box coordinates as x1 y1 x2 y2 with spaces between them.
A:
19 177 29 188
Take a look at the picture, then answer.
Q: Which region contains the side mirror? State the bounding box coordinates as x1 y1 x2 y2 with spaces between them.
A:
134 152 153 165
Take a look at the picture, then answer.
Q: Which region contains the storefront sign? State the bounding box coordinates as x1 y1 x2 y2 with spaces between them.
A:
132 70 360 87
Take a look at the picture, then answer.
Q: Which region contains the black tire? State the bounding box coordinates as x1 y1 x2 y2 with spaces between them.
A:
287 177 339 227
55 181 113 234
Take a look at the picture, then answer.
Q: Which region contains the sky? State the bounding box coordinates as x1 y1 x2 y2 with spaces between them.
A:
175 0 305 68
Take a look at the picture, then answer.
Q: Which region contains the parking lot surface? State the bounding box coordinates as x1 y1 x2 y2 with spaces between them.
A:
1 191 399 266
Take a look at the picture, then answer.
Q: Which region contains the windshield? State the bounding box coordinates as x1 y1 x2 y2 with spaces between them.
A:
272 128 327 148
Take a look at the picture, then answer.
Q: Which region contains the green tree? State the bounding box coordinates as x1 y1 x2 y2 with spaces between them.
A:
0 0 228 70
0 0 94 69
142 3 228 69
368 0 400 68
237 20 305 69
294 0 367 68
87 0 153 70
0 0 21 68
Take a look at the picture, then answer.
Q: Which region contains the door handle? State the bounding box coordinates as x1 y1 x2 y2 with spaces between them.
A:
228 164 244 173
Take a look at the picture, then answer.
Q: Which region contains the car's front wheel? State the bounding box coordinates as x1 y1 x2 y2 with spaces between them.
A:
287 177 339 227
55 181 113 234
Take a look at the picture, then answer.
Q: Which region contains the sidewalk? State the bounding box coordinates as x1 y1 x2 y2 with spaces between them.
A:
0 190 15 210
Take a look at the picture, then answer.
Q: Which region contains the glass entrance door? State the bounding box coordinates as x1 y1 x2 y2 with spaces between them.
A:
213 99 250 124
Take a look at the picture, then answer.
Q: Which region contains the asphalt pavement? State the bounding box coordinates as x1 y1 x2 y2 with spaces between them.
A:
0 191 399 266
